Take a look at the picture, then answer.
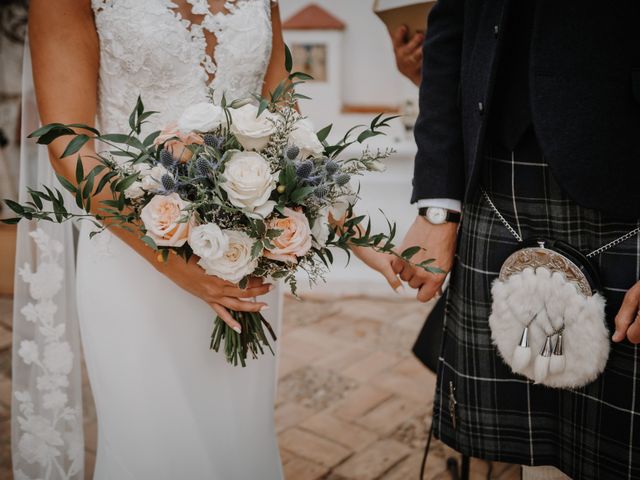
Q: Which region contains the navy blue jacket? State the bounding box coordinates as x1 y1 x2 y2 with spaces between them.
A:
412 0 640 219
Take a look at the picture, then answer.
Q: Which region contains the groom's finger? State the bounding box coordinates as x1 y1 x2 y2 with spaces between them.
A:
391 257 405 275
417 280 440 303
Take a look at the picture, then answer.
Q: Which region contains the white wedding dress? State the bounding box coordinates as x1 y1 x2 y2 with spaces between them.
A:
76 1 283 479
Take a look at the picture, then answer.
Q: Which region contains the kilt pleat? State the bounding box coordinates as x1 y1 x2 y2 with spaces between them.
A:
434 130 640 479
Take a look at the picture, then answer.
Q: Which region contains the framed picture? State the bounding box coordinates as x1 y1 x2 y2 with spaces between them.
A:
291 43 328 82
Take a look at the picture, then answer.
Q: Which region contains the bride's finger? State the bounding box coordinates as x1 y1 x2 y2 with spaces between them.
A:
222 283 272 298
211 303 242 333
379 262 404 294
245 277 266 288
219 297 269 313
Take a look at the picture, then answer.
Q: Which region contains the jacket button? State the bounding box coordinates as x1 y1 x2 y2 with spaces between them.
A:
478 102 484 114
493 25 499 38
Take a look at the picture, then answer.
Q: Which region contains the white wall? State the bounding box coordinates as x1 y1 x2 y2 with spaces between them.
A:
280 0 419 115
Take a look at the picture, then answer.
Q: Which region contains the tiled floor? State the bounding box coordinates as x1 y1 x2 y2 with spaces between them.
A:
0 294 520 480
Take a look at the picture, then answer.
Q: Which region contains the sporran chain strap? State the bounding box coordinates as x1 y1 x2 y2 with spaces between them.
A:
481 189 640 258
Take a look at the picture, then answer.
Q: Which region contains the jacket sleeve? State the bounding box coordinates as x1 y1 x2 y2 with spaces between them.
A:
411 0 465 203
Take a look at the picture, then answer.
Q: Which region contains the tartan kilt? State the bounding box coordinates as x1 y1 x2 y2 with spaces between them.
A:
434 131 640 480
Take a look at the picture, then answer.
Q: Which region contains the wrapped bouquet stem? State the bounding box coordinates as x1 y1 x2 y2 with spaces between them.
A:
4 55 441 366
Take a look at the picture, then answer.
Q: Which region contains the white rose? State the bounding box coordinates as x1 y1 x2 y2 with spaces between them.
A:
140 193 191 247
124 181 145 200
177 102 224 133
189 223 228 262
230 103 277 151
288 118 324 159
199 230 258 284
221 151 276 218
140 164 169 193
124 164 169 197
311 208 331 248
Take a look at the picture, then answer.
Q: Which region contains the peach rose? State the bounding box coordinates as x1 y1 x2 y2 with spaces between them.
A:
264 208 312 263
154 122 204 163
140 193 191 247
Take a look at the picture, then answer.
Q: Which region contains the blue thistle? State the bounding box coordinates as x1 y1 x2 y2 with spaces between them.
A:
313 185 329 199
307 175 322 186
159 148 175 169
335 173 351 186
286 145 300 160
161 173 176 191
195 156 212 176
204 134 225 149
296 160 314 179
325 159 339 175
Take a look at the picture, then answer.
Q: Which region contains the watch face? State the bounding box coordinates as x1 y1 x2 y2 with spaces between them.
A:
426 207 447 224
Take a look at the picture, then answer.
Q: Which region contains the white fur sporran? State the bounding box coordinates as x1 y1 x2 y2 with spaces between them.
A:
489 243 609 388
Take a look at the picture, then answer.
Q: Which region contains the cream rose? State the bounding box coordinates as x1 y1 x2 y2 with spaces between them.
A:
221 151 276 218
140 193 190 247
288 118 324 159
230 103 277 151
154 122 204 162
264 208 312 263
199 230 258 284
177 102 224 133
189 223 228 263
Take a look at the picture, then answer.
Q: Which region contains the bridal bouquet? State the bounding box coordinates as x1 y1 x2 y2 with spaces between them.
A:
4 65 439 366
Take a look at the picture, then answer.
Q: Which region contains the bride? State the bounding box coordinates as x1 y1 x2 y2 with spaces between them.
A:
16 1 400 479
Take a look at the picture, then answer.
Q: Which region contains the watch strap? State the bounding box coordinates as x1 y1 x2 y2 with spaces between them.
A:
418 207 461 224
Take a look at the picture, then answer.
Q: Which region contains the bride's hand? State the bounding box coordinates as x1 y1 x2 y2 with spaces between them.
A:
352 246 404 293
155 253 272 333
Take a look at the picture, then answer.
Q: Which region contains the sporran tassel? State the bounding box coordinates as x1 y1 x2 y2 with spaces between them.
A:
534 336 553 383
512 326 532 372
549 333 566 375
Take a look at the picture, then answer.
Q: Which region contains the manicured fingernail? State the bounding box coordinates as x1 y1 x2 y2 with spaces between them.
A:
394 284 405 295
233 326 242 334
268 284 274 292
261 305 270 312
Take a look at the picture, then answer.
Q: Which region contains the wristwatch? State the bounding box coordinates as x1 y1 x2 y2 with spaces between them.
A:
419 207 461 225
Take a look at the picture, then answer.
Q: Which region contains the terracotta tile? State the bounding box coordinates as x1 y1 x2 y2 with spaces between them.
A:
279 428 352 468
275 402 316 433
342 351 403 382
315 345 370 372
370 371 434 403
300 412 377 451
84 420 98 453
283 456 330 480
331 385 393 421
278 352 308 379
333 439 411 479
0 327 11 351
356 396 423 436
383 451 432 480
0 376 11 408
279 448 297 465
84 451 96 480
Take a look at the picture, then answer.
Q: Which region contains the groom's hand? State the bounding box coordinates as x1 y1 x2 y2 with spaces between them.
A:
392 216 458 302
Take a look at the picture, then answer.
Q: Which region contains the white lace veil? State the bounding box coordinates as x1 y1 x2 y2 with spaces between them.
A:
11 41 85 480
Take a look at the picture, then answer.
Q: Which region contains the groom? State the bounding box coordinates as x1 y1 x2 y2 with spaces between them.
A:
392 1 640 479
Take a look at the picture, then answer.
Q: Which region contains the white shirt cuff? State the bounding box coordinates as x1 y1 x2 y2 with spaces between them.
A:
416 198 462 212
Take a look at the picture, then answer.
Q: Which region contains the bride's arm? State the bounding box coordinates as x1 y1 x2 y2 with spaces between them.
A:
28 0 271 331
262 1 290 96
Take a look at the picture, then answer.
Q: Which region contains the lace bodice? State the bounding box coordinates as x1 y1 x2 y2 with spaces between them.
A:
91 0 274 134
